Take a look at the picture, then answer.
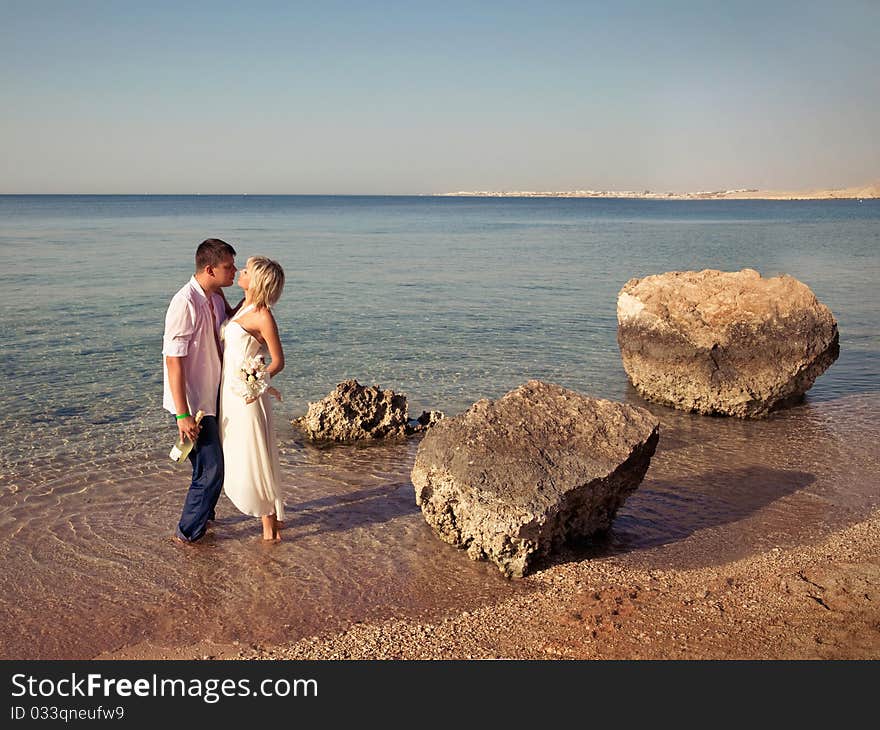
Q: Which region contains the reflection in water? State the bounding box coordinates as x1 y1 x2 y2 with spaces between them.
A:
0 394 877 659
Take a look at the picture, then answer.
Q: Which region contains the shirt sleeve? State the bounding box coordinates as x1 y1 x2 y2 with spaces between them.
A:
162 294 196 357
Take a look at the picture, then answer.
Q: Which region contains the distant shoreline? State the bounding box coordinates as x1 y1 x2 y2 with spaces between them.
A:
436 183 880 201
1 185 877 199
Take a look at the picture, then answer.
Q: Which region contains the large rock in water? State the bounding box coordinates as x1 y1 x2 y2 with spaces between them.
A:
617 269 839 418
294 379 443 441
411 380 659 578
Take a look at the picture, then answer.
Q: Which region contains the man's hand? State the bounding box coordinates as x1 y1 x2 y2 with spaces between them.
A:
177 415 201 442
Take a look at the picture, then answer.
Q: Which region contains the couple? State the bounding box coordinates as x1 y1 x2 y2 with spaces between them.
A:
162 238 287 543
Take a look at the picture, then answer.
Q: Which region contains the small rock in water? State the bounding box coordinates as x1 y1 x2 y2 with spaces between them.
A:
293 379 443 441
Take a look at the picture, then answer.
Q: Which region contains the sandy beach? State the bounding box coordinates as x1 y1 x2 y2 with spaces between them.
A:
102 505 880 661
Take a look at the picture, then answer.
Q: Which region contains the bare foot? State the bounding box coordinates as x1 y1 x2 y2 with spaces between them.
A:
261 514 282 541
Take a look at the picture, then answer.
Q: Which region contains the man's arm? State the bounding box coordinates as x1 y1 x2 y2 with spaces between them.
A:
217 288 245 318
162 294 199 442
166 355 200 441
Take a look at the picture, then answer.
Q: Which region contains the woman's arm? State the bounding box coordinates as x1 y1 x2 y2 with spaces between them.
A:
257 309 285 377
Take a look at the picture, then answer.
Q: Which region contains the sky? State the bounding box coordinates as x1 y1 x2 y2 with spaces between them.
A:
1 0 878 194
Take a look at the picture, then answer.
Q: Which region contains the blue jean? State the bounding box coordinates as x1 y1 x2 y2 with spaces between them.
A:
175 415 223 542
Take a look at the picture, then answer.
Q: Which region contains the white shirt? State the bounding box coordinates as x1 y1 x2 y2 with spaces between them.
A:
162 276 225 417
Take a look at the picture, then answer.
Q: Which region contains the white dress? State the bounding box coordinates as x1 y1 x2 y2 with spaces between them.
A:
220 305 285 520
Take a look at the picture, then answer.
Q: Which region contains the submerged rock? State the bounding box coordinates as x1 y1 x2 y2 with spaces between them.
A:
617 269 839 418
410 409 445 434
294 379 443 441
411 380 659 578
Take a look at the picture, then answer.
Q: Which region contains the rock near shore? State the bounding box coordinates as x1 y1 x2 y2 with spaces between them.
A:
293 379 443 441
411 380 659 578
617 269 839 418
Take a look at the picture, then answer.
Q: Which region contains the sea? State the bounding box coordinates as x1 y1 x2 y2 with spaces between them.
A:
0 195 877 658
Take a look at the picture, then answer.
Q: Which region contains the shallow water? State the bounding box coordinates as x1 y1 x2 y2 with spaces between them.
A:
0 196 877 658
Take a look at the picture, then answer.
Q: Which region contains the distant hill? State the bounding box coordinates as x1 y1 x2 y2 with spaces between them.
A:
438 181 880 200
710 182 880 200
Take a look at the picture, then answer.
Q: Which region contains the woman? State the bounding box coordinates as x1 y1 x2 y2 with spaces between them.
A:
220 256 286 541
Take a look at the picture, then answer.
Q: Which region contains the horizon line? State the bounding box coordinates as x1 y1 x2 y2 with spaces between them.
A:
0 192 876 201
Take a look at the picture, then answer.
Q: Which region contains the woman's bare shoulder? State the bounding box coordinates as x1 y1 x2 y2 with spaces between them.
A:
241 307 277 336
254 307 278 325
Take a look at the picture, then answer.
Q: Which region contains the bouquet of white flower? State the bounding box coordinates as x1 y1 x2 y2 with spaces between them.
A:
233 354 270 402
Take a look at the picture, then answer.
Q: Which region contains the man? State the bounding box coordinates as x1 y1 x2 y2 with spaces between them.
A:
163 238 238 543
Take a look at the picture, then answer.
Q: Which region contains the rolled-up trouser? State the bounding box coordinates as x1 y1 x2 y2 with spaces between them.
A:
175 415 223 542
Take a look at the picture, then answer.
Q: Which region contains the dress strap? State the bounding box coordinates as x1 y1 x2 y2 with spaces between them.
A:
232 303 256 321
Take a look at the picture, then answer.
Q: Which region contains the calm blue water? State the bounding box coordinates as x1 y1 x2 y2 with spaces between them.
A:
1 195 878 659
1 195 878 466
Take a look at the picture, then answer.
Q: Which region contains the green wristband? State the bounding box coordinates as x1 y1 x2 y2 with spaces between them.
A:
175 413 191 420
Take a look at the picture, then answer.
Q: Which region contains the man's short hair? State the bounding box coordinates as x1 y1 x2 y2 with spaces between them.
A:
195 238 236 271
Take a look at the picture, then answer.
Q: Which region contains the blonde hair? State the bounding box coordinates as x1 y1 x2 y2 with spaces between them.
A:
247 256 285 309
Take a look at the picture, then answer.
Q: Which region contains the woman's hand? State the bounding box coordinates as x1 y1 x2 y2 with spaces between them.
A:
245 387 281 404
